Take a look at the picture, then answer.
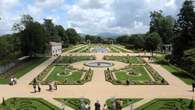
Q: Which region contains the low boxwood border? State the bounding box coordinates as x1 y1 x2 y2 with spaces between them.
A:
31 64 93 85
105 64 168 85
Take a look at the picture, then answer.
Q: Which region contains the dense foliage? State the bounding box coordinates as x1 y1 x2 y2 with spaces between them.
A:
172 0 195 64
0 34 21 64
0 15 82 64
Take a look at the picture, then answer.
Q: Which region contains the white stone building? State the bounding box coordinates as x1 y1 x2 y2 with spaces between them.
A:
49 42 62 56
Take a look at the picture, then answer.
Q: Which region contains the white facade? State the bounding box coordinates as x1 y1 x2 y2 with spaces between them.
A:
50 42 62 56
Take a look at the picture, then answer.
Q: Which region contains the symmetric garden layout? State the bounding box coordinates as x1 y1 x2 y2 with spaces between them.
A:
0 44 194 110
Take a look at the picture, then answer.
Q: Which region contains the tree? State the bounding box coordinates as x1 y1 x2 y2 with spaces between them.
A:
21 21 47 57
55 25 68 44
65 28 81 44
0 34 21 64
12 15 34 32
116 35 129 44
128 34 145 49
43 19 60 42
172 0 195 63
150 11 175 44
182 48 195 75
85 35 98 43
144 32 161 56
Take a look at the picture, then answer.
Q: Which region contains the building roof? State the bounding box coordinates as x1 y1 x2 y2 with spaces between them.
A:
49 42 62 46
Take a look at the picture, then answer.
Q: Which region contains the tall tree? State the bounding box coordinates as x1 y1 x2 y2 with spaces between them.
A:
21 22 47 57
144 32 161 56
55 25 67 42
43 19 60 42
172 0 195 63
150 11 175 44
128 34 145 49
116 35 129 44
65 28 81 44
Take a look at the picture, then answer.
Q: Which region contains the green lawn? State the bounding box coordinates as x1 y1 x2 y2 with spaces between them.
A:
106 98 142 110
136 99 195 110
0 98 60 110
45 66 83 83
114 66 152 81
162 64 195 85
0 57 48 84
104 56 144 64
154 55 195 85
55 98 90 110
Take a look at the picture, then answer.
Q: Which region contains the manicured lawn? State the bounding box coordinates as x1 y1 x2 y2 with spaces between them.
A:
154 55 195 85
46 66 83 83
114 66 152 81
0 57 48 84
106 98 142 110
55 98 90 110
136 99 195 110
104 56 144 64
0 98 60 110
162 64 195 85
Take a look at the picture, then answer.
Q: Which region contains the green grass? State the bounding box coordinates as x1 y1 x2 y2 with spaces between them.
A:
0 57 48 84
136 98 195 110
104 56 144 64
162 64 195 85
45 66 83 83
55 98 90 110
154 55 195 85
114 66 152 81
0 98 60 110
106 98 142 110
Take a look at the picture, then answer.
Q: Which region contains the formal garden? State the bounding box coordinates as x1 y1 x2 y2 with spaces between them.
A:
0 98 60 110
104 56 167 85
105 65 168 85
0 0 195 109
106 98 142 110
33 56 95 85
55 98 90 110
135 99 195 110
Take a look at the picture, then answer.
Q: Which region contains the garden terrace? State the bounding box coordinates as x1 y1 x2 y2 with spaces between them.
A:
104 55 145 64
136 98 195 110
0 98 60 110
35 65 93 85
55 98 90 110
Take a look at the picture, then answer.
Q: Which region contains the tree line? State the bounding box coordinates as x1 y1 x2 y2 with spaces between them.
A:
0 15 82 63
116 0 195 76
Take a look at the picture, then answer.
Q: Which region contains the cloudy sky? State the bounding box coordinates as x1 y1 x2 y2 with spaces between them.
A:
0 0 185 35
